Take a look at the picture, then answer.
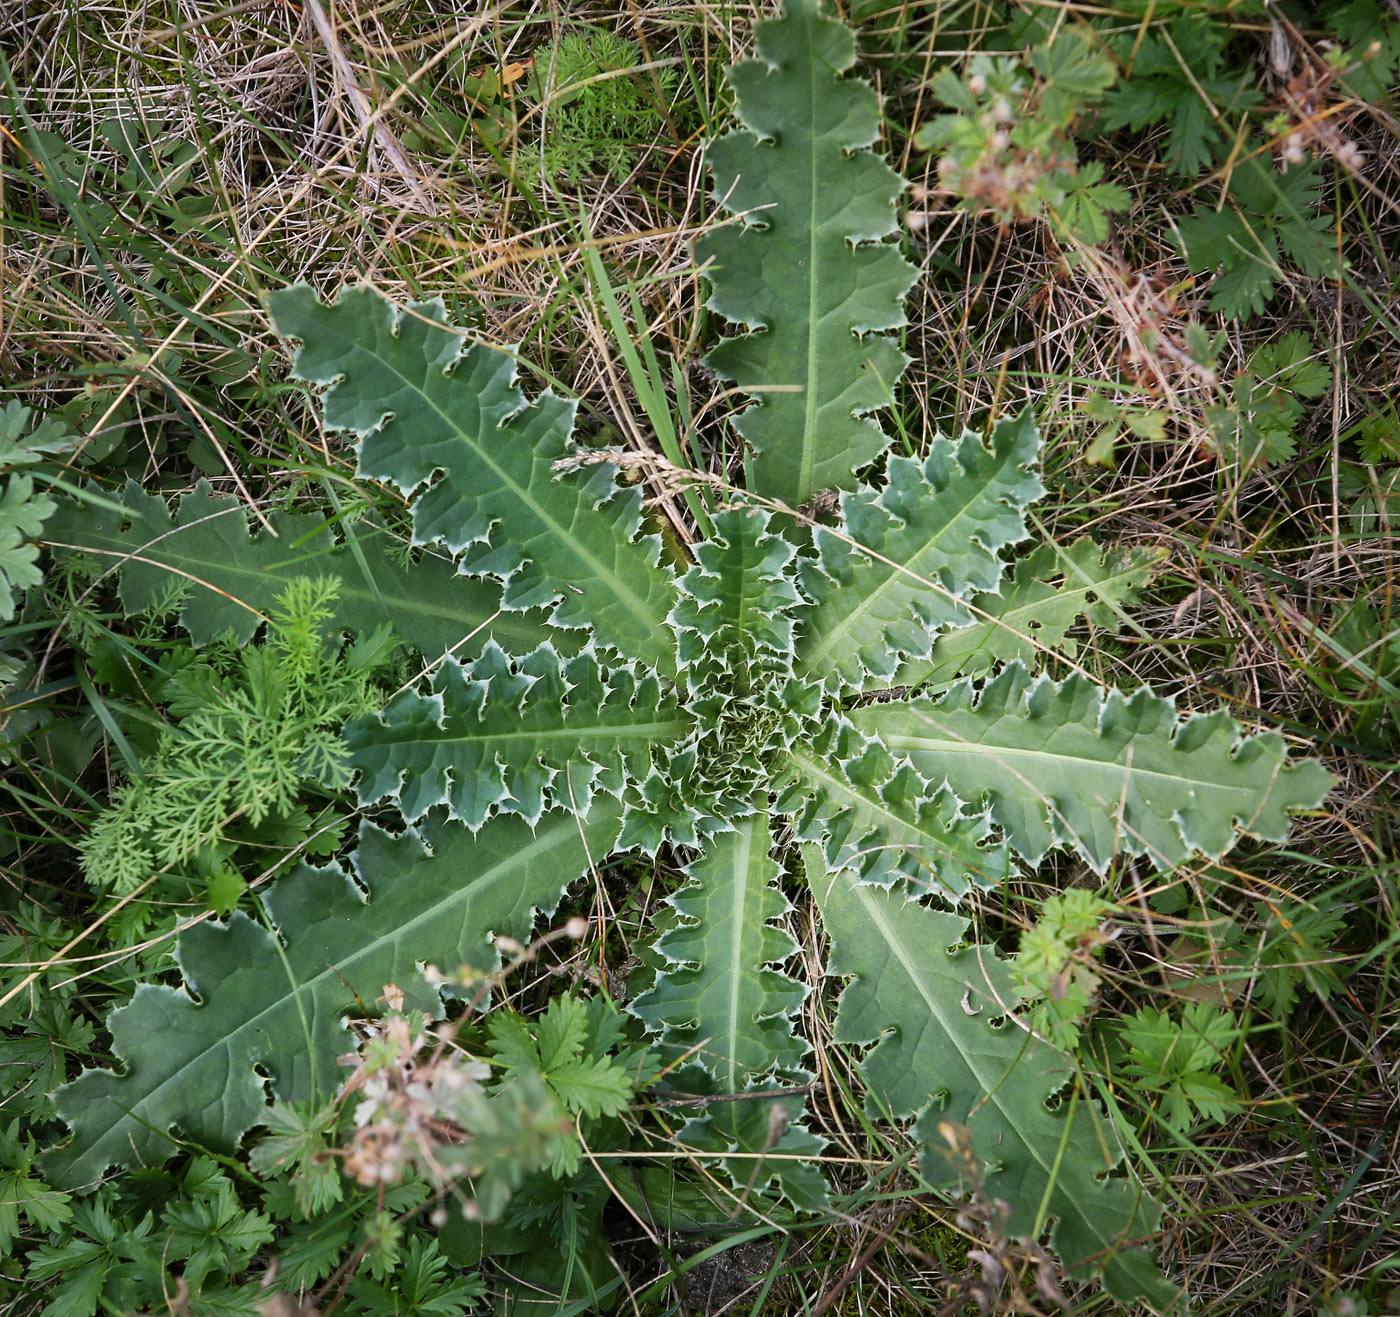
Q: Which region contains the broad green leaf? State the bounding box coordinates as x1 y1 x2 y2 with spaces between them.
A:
545 1057 634 1120
775 716 1007 898
267 284 675 669
668 1083 830 1213
854 664 1335 873
631 809 807 1087
348 642 688 829
698 0 918 507
796 413 1044 692
893 538 1163 690
487 998 634 1122
44 806 620 1187
44 481 534 657
810 859 1182 1313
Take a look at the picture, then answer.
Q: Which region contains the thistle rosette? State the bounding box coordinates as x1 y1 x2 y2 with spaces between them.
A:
42 4 1336 1312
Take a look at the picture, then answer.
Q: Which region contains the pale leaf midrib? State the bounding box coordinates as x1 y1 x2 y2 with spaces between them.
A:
798 464 1012 676
875 720 1259 801
373 718 690 749
835 877 1116 1257
725 820 757 1095
800 33 820 508
98 813 592 1159
327 318 663 642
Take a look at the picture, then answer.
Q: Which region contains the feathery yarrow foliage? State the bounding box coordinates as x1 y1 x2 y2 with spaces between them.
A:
80 577 398 901
45 3 1333 1310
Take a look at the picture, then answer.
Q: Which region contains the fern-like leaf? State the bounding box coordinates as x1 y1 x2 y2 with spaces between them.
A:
267 285 675 669
854 664 1334 872
44 806 620 1188
811 858 1183 1313
44 481 532 656
796 413 1043 692
699 0 918 507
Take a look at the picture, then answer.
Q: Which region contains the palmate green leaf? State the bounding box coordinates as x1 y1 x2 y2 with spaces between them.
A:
1 471 57 622
43 806 620 1188
0 1122 72 1251
854 663 1334 873
796 413 1043 692
248 1102 344 1218
1100 16 1262 178
161 1159 275 1289
486 996 635 1121
347 641 688 828
1174 156 1338 320
267 285 675 670
698 0 918 508
43 481 536 657
893 537 1163 690
810 859 1183 1313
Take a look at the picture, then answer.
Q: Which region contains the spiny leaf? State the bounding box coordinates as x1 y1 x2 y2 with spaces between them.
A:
810 860 1182 1313
698 0 918 507
670 506 803 696
348 641 688 829
776 717 1006 898
854 663 1335 873
44 806 621 1188
644 507 821 840
43 481 533 657
267 284 676 670
667 1084 830 1213
893 538 1163 690
796 413 1044 692
631 809 808 1089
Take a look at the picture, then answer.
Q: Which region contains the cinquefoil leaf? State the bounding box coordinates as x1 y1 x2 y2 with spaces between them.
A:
44 806 620 1187
854 664 1334 872
811 859 1182 1313
699 0 918 508
796 413 1044 692
267 284 675 670
0 473 55 621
